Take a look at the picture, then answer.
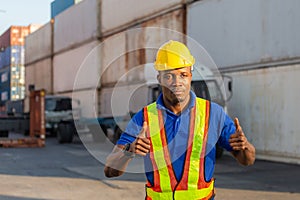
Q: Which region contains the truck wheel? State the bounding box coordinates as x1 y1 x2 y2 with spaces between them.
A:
57 122 74 143
89 124 106 143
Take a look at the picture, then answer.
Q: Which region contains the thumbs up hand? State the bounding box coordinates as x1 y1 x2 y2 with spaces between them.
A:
229 118 249 151
129 122 151 156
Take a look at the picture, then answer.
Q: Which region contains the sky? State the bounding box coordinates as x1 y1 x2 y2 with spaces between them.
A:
0 0 53 34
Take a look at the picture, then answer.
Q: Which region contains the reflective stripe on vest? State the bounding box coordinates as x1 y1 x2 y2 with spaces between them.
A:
144 98 213 200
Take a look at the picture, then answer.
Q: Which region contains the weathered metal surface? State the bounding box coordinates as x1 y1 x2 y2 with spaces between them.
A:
101 9 184 86
226 64 300 163
53 0 100 53
53 0 184 53
25 22 53 65
29 89 46 138
187 0 300 69
24 58 52 112
53 40 100 93
140 9 185 79
25 58 53 97
101 0 182 35
100 32 127 86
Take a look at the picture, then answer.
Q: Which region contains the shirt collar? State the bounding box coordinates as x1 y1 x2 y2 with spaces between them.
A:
156 90 196 111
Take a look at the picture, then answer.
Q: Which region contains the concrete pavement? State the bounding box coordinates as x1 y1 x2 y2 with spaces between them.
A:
0 137 299 199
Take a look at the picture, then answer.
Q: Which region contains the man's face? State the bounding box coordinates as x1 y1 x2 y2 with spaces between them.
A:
157 67 192 105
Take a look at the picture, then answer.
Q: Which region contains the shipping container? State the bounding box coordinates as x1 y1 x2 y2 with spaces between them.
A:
25 22 53 65
101 0 182 35
53 40 100 93
53 0 100 53
27 24 42 33
0 46 10 69
100 32 127 86
10 46 25 65
51 0 83 18
99 84 149 118
0 66 11 104
1 25 40 48
0 89 10 105
10 26 30 46
0 66 11 90
10 85 25 101
226 64 300 164
10 65 25 101
0 27 10 48
24 58 53 112
54 0 183 53
187 0 300 70
0 46 24 68
24 0 300 162
101 9 184 86
25 58 53 96
0 26 30 47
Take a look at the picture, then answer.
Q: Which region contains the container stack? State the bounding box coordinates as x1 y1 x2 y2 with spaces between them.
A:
24 0 300 163
0 25 40 106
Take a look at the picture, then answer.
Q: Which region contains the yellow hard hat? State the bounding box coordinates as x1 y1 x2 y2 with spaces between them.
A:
154 40 195 71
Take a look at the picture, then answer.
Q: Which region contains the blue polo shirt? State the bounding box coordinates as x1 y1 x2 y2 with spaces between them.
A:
117 91 235 185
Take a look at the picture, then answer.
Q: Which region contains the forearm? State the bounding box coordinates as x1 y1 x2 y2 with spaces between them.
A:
104 145 132 178
232 141 256 166
104 125 150 177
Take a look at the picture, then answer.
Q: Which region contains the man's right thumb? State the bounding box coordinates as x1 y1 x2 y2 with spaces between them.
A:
139 121 147 138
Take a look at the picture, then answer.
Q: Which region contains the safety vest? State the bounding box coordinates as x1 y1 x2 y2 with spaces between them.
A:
143 98 214 200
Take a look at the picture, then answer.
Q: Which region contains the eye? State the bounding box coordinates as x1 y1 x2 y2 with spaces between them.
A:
163 74 172 80
180 73 189 79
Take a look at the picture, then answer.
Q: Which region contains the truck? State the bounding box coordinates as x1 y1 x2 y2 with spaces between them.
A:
45 95 81 143
0 93 81 144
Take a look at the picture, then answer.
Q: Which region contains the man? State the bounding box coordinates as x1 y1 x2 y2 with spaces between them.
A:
104 40 255 199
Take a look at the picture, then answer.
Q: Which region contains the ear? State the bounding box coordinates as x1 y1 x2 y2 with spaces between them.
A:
157 74 161 84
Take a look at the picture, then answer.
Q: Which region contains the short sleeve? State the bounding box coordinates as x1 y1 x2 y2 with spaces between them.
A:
208 102 235 152
116 108 144 145
217 113 236 152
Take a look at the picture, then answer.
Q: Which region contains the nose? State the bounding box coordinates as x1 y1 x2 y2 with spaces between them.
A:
172 74 183 86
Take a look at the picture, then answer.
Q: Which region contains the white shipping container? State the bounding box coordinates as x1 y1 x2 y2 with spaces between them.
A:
101 0 182 34
53 40 101 93
226 64 300 164
25 22 53 65
101 9 184 86
187 0 300 69
142 10 184 62
59 89 98 118
54 0 100 53
24 58 53 112
54 0 184 53
99 84 148 118
101 32 127 86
